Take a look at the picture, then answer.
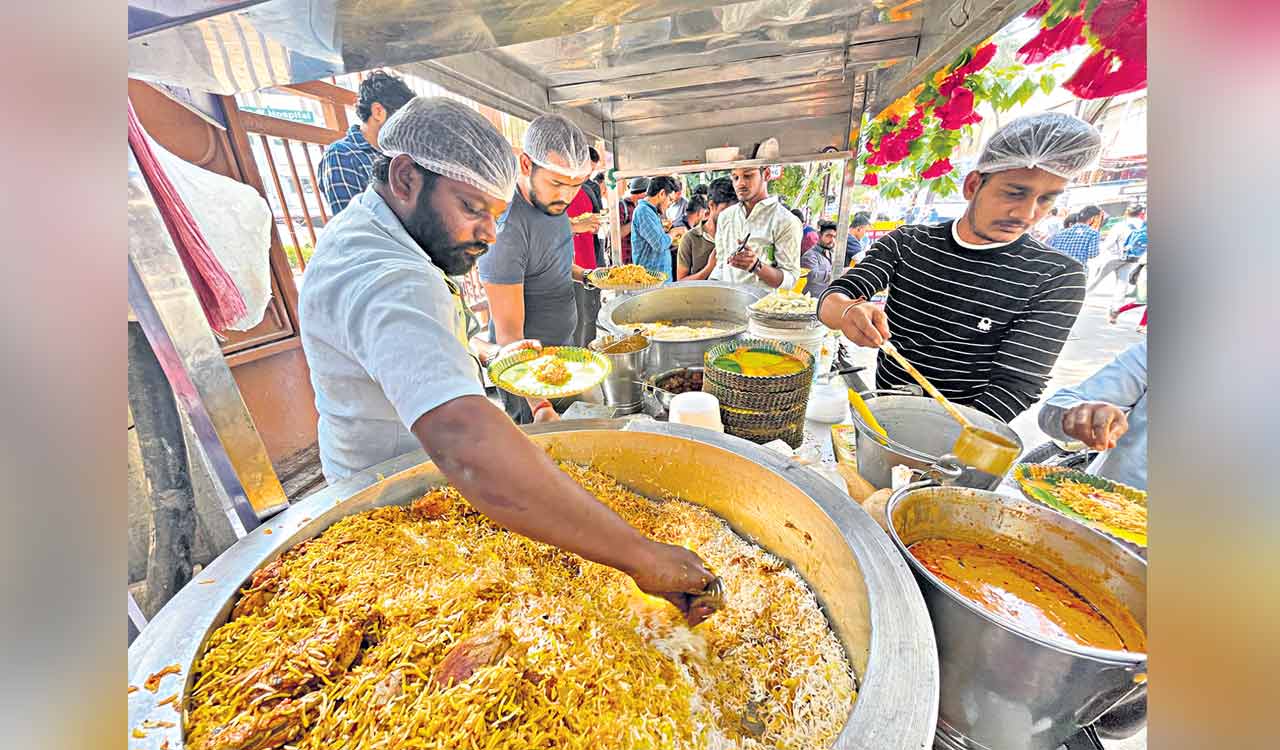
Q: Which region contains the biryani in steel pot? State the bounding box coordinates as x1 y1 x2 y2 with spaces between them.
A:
186 465 855 750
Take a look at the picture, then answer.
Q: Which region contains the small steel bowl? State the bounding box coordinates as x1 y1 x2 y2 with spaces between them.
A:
642 366 705 413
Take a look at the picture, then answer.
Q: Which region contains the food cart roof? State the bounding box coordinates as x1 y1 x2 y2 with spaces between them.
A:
128 0 1030 171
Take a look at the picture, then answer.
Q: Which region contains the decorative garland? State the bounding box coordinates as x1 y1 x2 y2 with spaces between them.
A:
859 0 1147 198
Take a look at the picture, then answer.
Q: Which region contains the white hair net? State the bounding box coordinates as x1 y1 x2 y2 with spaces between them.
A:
975 112 1103 180
378 97 518 201
522 113 593 178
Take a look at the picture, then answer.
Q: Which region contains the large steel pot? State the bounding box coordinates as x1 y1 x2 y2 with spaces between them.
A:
886 483 1147 750
128 421 939 749
599 281 767 373
851 393 1022 490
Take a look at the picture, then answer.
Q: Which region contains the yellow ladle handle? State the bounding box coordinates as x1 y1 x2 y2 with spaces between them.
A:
847 387 887 437
878 342 972 429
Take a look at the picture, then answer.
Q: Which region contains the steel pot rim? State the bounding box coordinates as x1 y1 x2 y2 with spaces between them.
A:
885 482 1148 667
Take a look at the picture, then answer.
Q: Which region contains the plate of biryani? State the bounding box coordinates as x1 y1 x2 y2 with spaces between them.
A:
747 289 819 321
1013 464 1148 547
488 346 610 399
184 464 857 750
589 264 667 291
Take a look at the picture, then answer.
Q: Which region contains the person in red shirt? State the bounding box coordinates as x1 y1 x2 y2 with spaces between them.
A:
568 176 604 346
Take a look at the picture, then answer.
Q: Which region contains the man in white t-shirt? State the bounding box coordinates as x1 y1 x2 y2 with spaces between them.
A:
709 166 802 291
299 97 718 624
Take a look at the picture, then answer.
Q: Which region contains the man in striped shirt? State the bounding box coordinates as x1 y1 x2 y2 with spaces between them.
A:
819 113 1102 422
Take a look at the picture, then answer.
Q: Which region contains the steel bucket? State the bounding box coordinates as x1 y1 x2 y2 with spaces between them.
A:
598 281 766 373
886 483 1147 750
589 334 650 413
851 393 1022 490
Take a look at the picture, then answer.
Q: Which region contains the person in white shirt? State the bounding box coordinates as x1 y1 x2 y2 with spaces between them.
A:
1087 204 1146 309
298 97 718 625
710 166 802 290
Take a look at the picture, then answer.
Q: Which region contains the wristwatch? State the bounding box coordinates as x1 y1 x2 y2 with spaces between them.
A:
748 258 763 274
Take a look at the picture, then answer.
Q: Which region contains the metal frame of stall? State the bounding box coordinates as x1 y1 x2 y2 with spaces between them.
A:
127 0 1038 530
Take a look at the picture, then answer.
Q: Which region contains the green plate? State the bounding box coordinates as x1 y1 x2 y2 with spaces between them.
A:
487 346 611 399
1013 464 1148 547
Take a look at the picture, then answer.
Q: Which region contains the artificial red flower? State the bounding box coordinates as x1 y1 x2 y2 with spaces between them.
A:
1064 1 1147 98
936 87 982 130
921 158 954 180
1087 0 1144 40
1062 46 1146 98
1025 0 1051 18
861 172 879 186
955 43 997 77
939 70 966 97
899 109 926 141
1017 16 1087 64
875 132 912 166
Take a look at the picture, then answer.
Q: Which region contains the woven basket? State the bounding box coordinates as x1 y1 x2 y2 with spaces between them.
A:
718 402 809 448
703 338 815 394
703 377 811 411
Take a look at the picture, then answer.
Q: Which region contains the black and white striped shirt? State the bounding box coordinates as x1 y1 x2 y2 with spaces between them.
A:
820 221 1086 422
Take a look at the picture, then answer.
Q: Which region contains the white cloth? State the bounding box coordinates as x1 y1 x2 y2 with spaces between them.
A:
149 133 274 331
709 195 802 291
299 189 485 483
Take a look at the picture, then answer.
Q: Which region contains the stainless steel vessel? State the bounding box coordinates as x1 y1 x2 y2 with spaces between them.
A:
599 281 767 373
589 334 650 414
129 421 939 749
851 393 1022 490
886 484 1148 750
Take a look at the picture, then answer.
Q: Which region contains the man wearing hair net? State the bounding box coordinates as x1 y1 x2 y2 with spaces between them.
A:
819 113 1102 422
478 113 601 423
299 98 718 626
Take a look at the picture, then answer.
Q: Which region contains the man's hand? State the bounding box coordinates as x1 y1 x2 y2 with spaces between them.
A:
1061 402 1129 450
728 245 758 271
531 404 560 423
496 338 542 361
570 212 602 234
626 541 720 626
832 299 891 347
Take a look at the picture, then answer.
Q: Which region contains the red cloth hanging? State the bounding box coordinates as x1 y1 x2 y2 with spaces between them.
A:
128 100 246 332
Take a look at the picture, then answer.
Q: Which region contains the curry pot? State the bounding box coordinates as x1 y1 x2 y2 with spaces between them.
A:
886 483 1147 750
599 281 766 373
851 393 1023 490
129 420 939 749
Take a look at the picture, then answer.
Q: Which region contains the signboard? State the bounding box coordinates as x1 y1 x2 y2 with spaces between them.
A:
239 105 317 125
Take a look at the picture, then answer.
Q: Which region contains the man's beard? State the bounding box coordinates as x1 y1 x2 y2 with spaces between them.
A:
402 190 487 276
528 187 569 216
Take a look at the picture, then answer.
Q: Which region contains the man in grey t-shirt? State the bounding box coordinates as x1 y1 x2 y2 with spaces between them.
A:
478 114 598 423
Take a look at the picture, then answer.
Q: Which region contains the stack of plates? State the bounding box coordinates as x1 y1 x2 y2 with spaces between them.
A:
703 338 814 448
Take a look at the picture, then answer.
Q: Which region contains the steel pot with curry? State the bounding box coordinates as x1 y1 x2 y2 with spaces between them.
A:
886 484 1147 750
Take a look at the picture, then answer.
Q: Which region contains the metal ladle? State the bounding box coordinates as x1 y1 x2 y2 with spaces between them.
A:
878 342 1020 477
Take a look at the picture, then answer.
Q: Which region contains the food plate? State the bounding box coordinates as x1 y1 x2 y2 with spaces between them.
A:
1013 464 1147 547
487 347 611 399
588 265 667 291
748 289 819 321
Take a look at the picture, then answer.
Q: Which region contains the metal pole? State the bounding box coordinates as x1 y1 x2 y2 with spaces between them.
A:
128 320 196 614
128 147 288 532
832 73 869 271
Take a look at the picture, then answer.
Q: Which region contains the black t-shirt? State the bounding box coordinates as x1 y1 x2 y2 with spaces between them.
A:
819 221 1086 422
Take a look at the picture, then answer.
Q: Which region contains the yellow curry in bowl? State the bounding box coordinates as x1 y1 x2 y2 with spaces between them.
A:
909 539 1146 652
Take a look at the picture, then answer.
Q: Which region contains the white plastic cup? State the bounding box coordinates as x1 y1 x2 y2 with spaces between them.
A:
668 392 724 432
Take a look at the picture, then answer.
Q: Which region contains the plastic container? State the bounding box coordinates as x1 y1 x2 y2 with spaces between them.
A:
668 392 724 432
805 378 850 423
